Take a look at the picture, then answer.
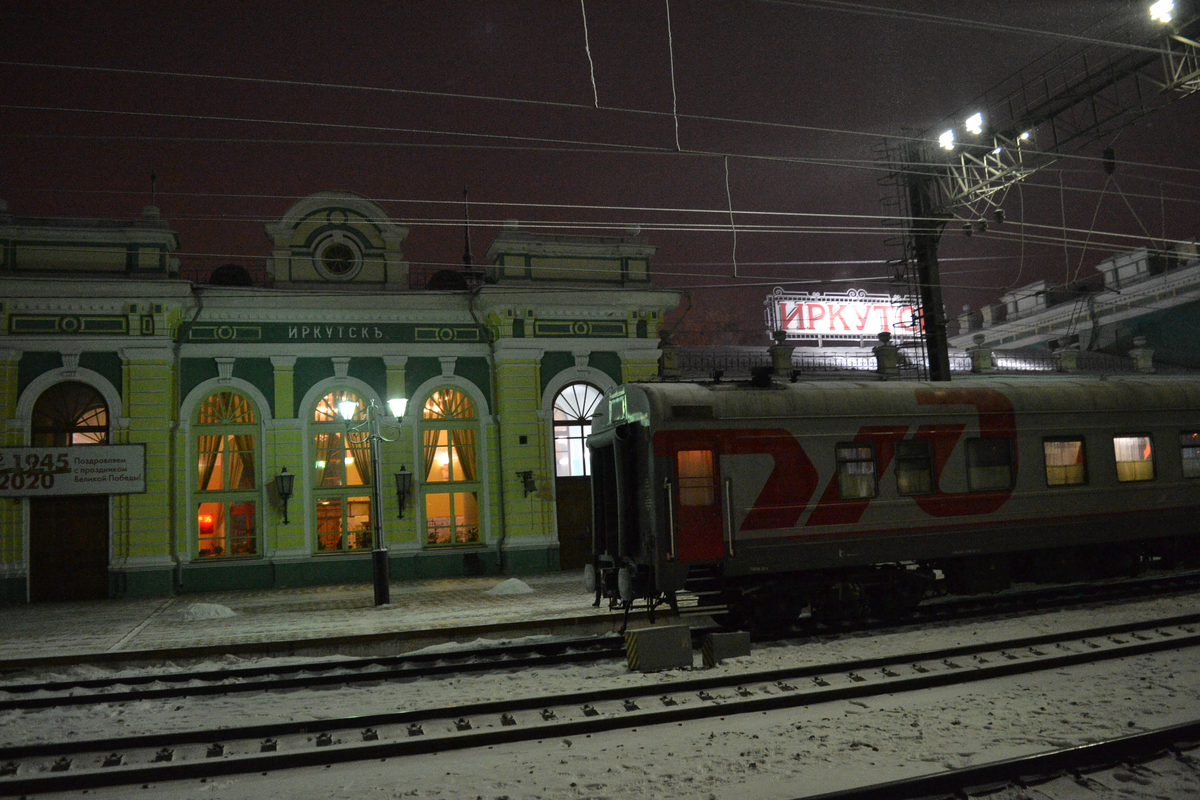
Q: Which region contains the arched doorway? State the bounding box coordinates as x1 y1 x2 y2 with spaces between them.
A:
552 383 602 569
28 381 110 601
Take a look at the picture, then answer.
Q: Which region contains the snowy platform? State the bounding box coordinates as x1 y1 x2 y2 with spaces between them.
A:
0 571 624 667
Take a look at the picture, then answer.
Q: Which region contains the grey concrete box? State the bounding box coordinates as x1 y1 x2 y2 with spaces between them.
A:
702 631 751 668
624 625 692 672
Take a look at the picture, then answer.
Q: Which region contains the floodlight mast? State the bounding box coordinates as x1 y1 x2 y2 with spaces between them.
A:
885 5 1200 381
905 141 953 383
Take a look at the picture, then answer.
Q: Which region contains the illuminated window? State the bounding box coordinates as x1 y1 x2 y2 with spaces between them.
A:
1043 438 1087 487
965 438 1013 491
31 381 109 446
1181 432 1200 478
553 383 603 477
421 388 481 546
836 444 876 499
311 390 373 552
1114 435 1154 482
895 440 933 496
676 450 716 506
195 391 258 557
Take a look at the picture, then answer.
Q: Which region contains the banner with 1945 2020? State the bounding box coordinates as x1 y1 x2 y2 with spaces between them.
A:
0 445 146 496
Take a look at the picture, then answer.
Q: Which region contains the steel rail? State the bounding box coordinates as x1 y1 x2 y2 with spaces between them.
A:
795 720 1200 800
4 613 1200 795
6 570 1200 713
0 636 627 711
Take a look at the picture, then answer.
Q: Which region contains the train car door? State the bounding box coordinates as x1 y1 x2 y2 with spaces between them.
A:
671 446 725 561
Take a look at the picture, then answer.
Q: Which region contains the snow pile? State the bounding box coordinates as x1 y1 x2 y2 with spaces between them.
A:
179 603 237 620
485 578 535 596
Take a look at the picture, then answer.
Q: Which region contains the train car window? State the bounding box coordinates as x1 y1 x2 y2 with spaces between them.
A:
1181 432 1200 478
1113 435 1155 482
965 438 1014 491
836 443 877 499
895 440 934 495
1043 438 1087 486
677 450 716 506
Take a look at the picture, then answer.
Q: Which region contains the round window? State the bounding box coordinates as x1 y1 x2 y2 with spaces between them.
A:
322 243 356 276
313 237 362 281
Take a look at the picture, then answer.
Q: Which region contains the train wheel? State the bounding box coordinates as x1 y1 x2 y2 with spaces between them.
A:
617 567 634 605
811 581 869 626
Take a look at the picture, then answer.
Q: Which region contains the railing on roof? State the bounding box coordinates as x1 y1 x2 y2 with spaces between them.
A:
670 345 1165 380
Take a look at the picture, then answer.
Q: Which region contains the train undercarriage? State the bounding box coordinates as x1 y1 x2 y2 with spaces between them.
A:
588 535 1200 637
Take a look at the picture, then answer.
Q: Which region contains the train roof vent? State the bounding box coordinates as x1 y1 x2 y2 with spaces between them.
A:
671 404 714 419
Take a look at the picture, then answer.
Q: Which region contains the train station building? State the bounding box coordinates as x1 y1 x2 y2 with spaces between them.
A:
951 239 1200 368
0 192 679 602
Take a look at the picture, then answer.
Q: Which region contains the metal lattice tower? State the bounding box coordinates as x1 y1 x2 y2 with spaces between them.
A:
882 6 1200 381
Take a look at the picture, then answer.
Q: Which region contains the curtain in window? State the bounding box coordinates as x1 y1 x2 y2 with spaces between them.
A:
197 434 222 490
229 434 256 489
346 434 371 486
451 428 477 481
423 429 440 481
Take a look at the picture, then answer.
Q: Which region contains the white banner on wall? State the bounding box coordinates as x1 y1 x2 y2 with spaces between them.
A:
0 445 146 497
764 287 920 344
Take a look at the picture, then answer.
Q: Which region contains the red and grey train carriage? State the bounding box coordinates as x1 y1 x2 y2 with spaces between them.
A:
585 376 1200 625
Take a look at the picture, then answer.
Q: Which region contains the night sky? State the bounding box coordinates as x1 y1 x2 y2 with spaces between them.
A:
2 1 1197 344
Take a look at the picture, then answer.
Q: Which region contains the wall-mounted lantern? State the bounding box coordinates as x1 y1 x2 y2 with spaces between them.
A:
394 465 413 518
275 466 295 524
516 470 536 497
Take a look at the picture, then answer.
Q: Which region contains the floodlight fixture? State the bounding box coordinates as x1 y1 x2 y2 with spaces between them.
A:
991 146 1003 155
939 129 955 150
1020 131 1031 141
965 113 983 135
1150 0 1174 23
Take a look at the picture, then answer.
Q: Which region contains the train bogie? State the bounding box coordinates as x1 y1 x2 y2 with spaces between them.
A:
586 376 1200 625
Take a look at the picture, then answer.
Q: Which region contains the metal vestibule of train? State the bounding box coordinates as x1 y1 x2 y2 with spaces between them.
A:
585 376 1200 627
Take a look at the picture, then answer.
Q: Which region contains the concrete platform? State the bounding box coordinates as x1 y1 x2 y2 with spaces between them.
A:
0 571 634 668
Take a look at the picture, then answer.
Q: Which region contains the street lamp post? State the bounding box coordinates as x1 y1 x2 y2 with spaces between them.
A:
339 396 408 606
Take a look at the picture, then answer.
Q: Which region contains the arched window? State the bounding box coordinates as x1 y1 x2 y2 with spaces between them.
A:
195 391 258 558
553 383 602 477
312 390 373 552
421 388 480 546
31 381 109 446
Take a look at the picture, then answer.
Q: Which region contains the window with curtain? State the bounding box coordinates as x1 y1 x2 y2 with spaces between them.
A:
1180 432 1200 478
195 391 258 557
895 440 933 496
836 443 877 499
312 390 373 552
1113 435 1154 482
966 438 1014 491
1043 438 1087 486
422 388 481 546
553 383 603 477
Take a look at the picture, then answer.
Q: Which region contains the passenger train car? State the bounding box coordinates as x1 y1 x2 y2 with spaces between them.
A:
585 376 1200 627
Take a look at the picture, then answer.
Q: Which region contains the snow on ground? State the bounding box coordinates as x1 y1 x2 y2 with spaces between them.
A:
487 579 536 596
180 603 238 620
6 592 1200 799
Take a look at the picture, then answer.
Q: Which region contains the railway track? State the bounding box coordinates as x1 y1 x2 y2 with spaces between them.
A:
799 720 1200 800
4 612 1200 795
0 635 627 711
4 568 1200 712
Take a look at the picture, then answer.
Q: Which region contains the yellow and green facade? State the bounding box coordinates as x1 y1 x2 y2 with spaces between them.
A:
0 192 678 601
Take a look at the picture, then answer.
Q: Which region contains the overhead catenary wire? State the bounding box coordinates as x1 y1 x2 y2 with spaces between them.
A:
0 4 1194 306
579 0 600 108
